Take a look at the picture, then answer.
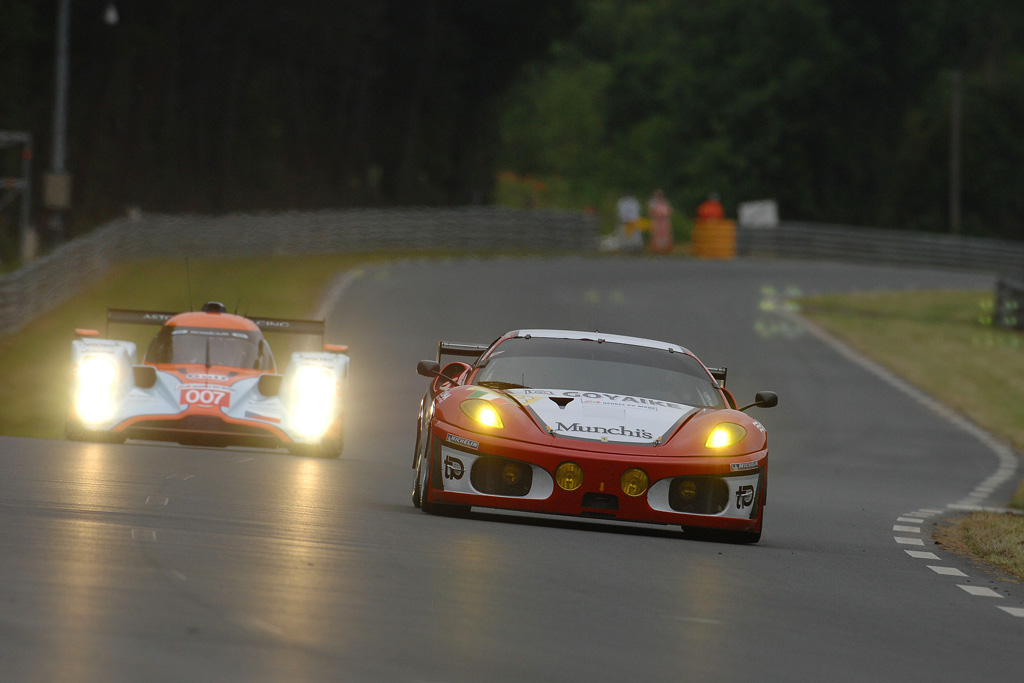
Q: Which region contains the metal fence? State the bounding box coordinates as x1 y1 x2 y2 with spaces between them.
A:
0 207 597 336
738 221 1024 275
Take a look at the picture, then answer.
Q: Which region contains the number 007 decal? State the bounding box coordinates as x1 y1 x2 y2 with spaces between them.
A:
180 387 230 407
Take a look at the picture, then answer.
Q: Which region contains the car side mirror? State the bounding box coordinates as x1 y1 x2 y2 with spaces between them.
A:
258 374 284 397
740 391 778 412
417 360 441 378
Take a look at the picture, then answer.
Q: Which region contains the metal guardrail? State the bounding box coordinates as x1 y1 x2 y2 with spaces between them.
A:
0 207 597 337
737 221 1024 275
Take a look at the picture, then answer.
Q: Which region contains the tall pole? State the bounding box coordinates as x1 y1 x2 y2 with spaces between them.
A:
949 69 962 236
47 0 71 242
21 135 34 260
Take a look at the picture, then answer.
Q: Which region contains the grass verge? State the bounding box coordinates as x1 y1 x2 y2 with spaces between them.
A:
800 289 1024 580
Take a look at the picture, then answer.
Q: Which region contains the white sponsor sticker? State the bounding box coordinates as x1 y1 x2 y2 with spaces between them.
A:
730 461 758 472
445 433 479 450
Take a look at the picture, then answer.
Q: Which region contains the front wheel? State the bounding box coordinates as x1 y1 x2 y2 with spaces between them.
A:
416 434 469 516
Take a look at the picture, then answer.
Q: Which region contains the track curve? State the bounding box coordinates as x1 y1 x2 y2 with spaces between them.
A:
2 256 1021 682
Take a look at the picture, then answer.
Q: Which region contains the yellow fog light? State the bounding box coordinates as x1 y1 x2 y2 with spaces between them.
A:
555 462 583 491
460 399 504 428
620 468 649 497
705 423 746 449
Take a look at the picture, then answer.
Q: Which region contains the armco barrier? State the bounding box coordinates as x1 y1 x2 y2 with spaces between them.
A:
0 207 597 336
738 221 1024 275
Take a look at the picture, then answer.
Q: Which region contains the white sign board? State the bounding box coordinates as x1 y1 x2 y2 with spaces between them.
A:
738 200 778 228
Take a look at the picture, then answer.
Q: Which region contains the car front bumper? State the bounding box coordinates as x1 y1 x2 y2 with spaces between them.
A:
427 421 766 532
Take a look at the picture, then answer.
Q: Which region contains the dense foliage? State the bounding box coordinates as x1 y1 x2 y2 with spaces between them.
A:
499 0 1024 240
1 0 1022 258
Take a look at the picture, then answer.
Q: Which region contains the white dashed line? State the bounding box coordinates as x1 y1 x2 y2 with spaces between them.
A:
958 585 1003 598
905 550 940 560
790 308 1023 619
927 566 968 577
895 537 925 546
997 607 1024 617
130 529 157 541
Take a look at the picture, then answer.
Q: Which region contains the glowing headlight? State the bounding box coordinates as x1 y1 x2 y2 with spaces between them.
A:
705 423 747 449
620 468 649 497
74 355 118 425
555 462 583 491
460 399 504 429
291 366 336 438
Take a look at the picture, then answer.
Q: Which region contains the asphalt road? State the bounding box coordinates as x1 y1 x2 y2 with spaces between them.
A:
2 256 1022 682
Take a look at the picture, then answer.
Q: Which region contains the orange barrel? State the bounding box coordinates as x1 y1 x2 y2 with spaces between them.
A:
690 218 736 259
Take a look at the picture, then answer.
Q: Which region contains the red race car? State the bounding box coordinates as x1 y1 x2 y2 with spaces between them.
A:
412 330 777 542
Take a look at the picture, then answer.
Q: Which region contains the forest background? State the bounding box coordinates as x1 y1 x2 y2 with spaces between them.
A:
1 0 1022 262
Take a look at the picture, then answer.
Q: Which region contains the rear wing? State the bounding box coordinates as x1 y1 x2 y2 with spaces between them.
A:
436 341 488 366
106 308 325 337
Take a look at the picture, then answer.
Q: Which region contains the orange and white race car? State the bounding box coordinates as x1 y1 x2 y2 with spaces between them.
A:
67 301 349 456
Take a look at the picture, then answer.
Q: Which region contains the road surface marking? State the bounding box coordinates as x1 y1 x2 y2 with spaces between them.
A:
958 585 1002 598
905 550 940 560
895 537 925 546
927 565 968 577
893 525 921 533
997 607 1024 617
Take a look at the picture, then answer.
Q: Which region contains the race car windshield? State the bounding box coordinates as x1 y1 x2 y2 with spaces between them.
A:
475 337 724 408
145 326 261 368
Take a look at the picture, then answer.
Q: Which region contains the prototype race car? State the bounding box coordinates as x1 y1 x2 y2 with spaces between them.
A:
412 330 777 542
67 301 349 456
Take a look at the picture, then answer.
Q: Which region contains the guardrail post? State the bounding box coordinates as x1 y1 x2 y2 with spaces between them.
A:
994 276 1024 331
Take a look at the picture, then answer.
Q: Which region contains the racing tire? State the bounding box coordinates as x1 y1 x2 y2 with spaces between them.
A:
417 435 469 517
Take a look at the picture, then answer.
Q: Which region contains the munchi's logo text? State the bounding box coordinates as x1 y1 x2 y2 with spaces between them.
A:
554 422 654 440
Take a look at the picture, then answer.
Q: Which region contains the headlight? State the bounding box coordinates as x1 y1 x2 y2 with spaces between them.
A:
75 355 119 425
291 366 336 438
705 423 747 449
620 468 649 497
460 398 504 429
555 462 583 491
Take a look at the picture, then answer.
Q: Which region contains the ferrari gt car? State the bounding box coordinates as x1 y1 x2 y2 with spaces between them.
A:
412 329 777 542
67 301 349 456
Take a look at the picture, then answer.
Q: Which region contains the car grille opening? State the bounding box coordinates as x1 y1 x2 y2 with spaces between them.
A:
470 456 532 497
581 492 619 511
668 476 730 514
